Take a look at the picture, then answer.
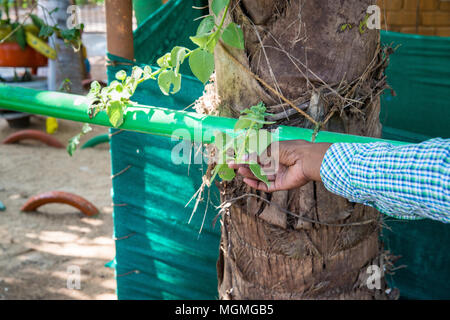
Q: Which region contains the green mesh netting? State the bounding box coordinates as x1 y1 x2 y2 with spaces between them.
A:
380 31 450 142
132 0 164 26
133 0 208 76
108 54 221 300
108 3 450 300
109 0 220 300
380 31 450 300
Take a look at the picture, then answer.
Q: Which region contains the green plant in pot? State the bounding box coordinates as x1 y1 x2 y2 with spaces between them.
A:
0 0 83 71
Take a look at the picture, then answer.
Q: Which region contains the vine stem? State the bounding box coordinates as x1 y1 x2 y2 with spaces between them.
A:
236 120 255 162
137 48 194 85
218 42 319 127
205 1 230 49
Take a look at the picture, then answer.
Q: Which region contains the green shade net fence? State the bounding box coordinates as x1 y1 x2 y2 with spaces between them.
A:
108 0 220 300
108 0 450 300
379 31 450 300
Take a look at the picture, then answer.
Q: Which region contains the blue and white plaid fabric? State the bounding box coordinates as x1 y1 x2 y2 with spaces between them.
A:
320 138 450 223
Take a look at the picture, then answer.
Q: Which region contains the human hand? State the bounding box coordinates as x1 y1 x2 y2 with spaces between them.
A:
228 140 332 192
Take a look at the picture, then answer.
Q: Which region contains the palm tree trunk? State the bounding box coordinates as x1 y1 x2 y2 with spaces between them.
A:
212 0 390 300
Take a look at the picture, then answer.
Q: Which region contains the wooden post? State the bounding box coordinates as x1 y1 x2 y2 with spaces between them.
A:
105 0 134 61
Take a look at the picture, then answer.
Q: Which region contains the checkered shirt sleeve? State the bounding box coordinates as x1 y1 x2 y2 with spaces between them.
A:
320 138 450 223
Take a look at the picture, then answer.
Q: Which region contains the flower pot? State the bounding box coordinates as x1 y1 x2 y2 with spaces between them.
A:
0 42 48 68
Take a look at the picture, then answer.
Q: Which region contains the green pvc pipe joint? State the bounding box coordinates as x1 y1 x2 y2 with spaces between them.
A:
0 84 409 146
81 133 110 149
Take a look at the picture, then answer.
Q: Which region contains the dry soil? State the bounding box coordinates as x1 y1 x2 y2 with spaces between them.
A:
0 116 116 300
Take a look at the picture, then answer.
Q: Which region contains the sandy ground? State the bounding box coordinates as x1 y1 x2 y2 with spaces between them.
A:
0 116 116 300
0 31 116 300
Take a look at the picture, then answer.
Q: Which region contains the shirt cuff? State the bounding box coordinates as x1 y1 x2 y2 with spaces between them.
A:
319 142 423 221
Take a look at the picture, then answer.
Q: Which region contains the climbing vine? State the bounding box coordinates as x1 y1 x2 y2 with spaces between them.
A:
70 0 273 186
84 0 242 130
211 102 274 188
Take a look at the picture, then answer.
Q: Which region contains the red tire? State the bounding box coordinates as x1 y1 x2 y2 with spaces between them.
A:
2 129 64 148
21 191 100 217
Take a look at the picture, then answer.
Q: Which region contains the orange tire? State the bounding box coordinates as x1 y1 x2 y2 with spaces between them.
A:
2 129 64 148
21 191 100 217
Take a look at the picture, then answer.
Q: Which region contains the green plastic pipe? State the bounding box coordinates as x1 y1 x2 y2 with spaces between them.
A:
0 84 409 146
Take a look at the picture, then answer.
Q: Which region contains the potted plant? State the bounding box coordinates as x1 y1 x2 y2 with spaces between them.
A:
0 0 83 128
0 0 48 72
0 0 83 73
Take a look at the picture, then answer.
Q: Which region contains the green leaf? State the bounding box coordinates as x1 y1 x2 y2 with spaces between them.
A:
60 28 79 41
67 134 80 157
221 22 244 49
171 73 181 94
67 124 92 156
214 131 234 153
170 46 186 76
205 32 220 54
131 66 143 80
157 70 173 95
15 26 26 50
219 165 235 181
107 101 124 128
48 7 59 15
249 163 270 187
214 163 235 181
246 129 273 155
234 118 252 131
115 83 123 93
214 131 234 163
240 107 251 114
211 0 229 16
125 67 143 94
30 13 44 30
38 24 54 39
58 78 72 92
189 48 215 84
81 123 92 135
143 65 153 79
157 69 181 95
197 16 215 35
190 33 212 48
190 32 219 53
157 52 172 69
251 102 266 114
115 70 127 81
90 81 101 94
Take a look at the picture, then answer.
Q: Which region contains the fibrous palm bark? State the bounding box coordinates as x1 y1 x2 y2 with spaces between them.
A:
212 0 391 300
